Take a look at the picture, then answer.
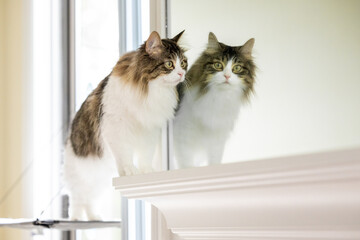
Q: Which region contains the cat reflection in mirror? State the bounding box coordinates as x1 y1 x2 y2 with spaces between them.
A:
174 32 256 168
63 31 187 220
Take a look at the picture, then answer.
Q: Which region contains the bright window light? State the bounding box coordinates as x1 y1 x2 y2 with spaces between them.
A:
75 0 120 111
32 0 63 239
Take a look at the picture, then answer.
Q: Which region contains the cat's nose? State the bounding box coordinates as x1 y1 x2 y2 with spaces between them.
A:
224 74 231 80
178 71 184 78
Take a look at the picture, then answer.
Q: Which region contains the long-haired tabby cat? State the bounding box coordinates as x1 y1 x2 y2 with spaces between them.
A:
63 31 187 220
174 32 255 168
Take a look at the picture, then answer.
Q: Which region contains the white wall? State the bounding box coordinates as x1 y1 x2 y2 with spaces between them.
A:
0 1 6 227
170 0 360 162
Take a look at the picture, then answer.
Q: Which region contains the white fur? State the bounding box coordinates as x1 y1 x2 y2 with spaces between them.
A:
63 58 185 220
174 59 246 168
63 143 116 220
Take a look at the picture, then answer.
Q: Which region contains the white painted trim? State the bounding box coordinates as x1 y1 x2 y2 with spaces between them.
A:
150 206 171 240
114 148 360 197
149 0 166 36
171 228 360 240
113 148 360 240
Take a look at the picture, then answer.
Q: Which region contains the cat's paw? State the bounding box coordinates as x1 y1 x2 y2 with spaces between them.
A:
68 207 84 221
139 167 155 174
121 165 140 176
86 213 102 221
68 216 81 221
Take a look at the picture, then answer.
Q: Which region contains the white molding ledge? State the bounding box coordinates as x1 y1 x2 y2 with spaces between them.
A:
113 148 360 240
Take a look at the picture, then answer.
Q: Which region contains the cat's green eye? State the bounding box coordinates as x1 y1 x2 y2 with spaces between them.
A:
165 61 174 69
232 65 242 73
181 60 187 69
213 62 223 71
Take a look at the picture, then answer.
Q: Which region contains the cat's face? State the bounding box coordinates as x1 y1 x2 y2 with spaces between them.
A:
112 31 187 93
142 31 187 87
208 58 251 91
187 33 256 98
154 55 187 87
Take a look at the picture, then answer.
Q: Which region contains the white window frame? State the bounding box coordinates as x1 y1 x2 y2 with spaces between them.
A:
31 1 71 240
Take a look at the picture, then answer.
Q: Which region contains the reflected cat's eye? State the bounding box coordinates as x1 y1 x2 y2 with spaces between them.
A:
181 59 187 69
213 62 223 71
165 61 174 69
232 65 242 73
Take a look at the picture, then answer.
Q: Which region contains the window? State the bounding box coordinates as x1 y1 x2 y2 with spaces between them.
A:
74 0 120 110
30 0 157 239
71 0 122 239
71 0 151 239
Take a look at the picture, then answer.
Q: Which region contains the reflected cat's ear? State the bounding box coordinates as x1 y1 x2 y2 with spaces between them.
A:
240 38 255 59
172 30 185 43
206 32 221 53
146 31 163 58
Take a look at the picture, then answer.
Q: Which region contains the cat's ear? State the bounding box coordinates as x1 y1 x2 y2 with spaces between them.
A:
206 32 221 53
172 30 185 43
240 38 255 59
146 31 163 58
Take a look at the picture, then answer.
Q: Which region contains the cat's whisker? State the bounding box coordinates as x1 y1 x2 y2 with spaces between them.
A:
183 78 192 92
181 77 196 99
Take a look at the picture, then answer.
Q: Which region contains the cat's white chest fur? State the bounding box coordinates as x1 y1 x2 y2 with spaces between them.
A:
180 85 242 131
102 75 178 129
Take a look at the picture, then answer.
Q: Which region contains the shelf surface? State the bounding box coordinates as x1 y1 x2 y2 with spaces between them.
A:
0 218 121 230
113 148 360 240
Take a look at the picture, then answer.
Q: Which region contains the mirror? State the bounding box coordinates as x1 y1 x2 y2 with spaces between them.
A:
170 0 360 168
